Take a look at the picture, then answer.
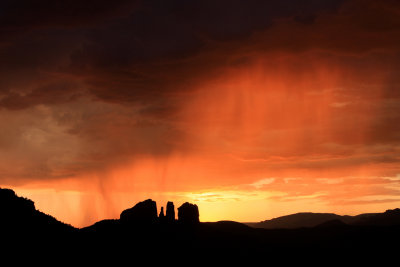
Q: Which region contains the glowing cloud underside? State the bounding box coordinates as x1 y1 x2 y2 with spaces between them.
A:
1 0 400 227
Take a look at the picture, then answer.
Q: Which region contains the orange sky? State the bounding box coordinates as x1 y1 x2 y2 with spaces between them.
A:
1 0 400 227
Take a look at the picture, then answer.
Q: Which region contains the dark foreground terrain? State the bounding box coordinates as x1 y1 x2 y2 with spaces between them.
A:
1 188 399 263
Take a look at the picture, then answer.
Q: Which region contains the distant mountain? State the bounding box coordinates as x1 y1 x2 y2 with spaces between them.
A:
314 218 349 228
353 208 400 226
246 212 351 229
246 209 400 229
0 188 75 236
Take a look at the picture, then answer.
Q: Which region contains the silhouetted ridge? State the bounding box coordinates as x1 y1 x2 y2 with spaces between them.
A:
0 188 35 215
248 212 346 229
205 221 254 232
247 209 400 229
0 188 75 235
120 199 158 224
178 202 199 224
1 187 400 262
354 208 400 226
315 219 348 228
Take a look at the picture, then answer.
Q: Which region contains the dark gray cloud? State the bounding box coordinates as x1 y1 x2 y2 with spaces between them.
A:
0 81 81 110
1 0 400 184
0 0 135 32
0 0 349 107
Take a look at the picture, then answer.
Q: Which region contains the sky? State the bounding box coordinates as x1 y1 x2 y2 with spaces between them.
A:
1 0 400 227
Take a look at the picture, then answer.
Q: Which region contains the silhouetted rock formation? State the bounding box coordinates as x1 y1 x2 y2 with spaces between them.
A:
166 201 175 222
159 206 166 223
0 188 74 235
178 202 199 224
120 199 157 224
159 207 165 218
2 186 400 262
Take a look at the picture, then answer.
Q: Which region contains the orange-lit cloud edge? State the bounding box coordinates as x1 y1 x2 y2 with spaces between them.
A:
1 0 400 228
6 51 400 228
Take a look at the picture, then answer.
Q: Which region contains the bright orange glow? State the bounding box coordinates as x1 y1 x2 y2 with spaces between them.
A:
4 51 400 228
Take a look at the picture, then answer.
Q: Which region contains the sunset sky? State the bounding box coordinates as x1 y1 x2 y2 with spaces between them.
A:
1 0 400 227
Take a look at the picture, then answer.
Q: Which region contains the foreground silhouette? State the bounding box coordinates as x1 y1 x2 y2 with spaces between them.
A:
0 188 74 235
1 187 400 263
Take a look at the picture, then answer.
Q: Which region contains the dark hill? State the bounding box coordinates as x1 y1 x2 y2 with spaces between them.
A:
246 212 350 229
0 187 75 236
81 219 120 233
315 219 349 228
1 187 400 263
354 208 400 226
205 220 254 231
245 211 392 229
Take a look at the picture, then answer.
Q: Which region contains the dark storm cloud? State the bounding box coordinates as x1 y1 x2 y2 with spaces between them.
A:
0 81 81 110
0 0 349 109
1 0 400 182
63 0 400 108
157 0 344 40
0 0 134 33
0 0 398 114
1 0 396 111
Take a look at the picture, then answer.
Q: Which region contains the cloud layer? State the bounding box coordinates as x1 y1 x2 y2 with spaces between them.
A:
1 0 400 226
